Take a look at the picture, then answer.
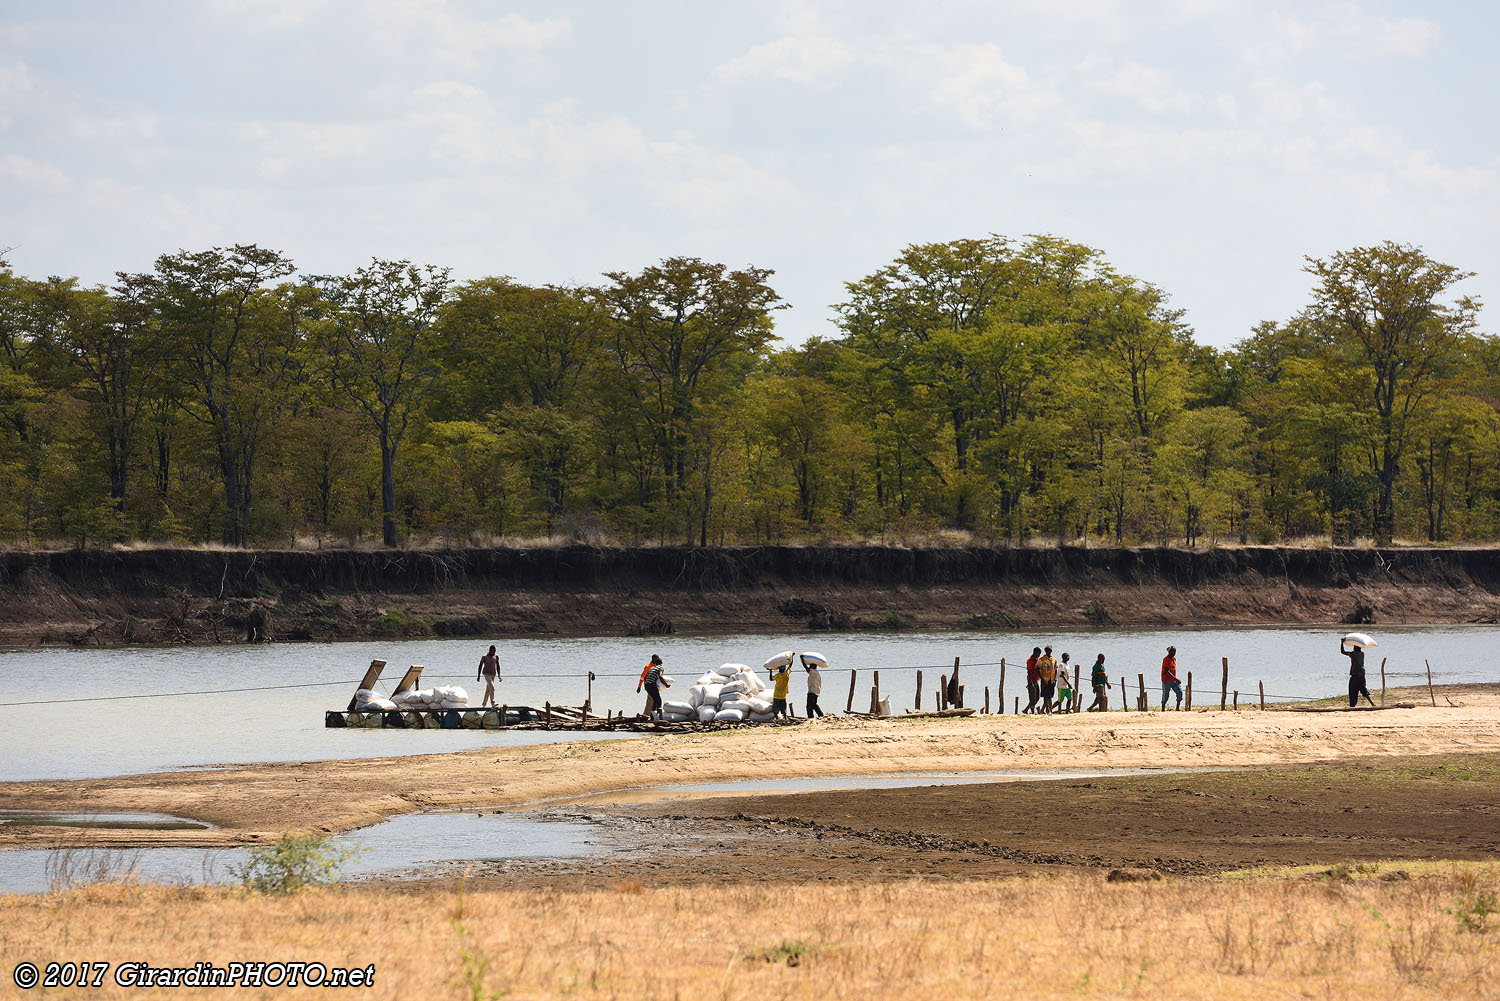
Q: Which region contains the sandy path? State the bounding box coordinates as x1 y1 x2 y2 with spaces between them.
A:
3 688 1498 850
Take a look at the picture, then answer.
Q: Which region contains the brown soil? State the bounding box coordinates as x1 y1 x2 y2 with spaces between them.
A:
5 544 1500 647
3 685 1499 854
409 753 1500 890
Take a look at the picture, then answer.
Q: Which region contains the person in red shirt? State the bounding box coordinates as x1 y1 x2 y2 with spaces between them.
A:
1023 647 1042 714
1160 645 1183 711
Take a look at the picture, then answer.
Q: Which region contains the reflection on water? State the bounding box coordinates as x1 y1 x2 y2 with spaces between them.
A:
0 809 607 894
0 626 1493 781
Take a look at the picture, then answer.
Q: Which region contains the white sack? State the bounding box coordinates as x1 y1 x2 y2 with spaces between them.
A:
713 708 746 723
749 711 775 723
747 697 773 713
800 651 828 668
663 700 694 715
719 699 754 715
1342 632 1377 649
763 651 795 671
696 705 718 722
719 680 748 697
659 675 675 688
688 686 706 708
719 664 750 676
697 673 726 686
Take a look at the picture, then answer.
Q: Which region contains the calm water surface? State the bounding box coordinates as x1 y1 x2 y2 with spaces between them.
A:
0 627 1494 782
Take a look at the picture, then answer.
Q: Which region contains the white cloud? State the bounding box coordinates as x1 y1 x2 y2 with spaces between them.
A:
368 1 570 67
916 43 1058 129
715 36 854 87
208 0 333 29
1096 62 1200 116
0 62 37 128
1247 4 1440 63
0 153 69 192
412 80 487 102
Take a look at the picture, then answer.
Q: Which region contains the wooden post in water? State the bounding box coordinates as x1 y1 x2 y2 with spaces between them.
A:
999 658 1006 714
1380 657 1387 705
1425 659 1436 706
545 702 552 726
984 686 991 713
1014 696 1019 714
1258 681 1265 710
1186 672 1193 710
1220 657 1229 711
951 657 962 708
958 684 965 707
1073 666 1081 712
938 674 947 711
846 670 857 714
1137 673 1146 712
500 704 508 727
870 670 881 714
1232 691 1238 710
915 670 923 711
1119 677 1127 711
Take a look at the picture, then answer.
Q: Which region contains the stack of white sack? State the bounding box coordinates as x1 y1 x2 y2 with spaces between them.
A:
674 663 776 723
391 685 470 710
352 688 398 711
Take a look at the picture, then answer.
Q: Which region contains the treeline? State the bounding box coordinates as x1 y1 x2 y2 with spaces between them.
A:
0 236 1489 549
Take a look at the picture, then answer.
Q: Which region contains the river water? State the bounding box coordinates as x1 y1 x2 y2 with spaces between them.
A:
0 626 1493 783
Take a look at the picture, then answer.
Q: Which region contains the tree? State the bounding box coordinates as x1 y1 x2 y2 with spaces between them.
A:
144 245 299 544
600 257 783 536
1305 242 1478 544
437 279 605 529
315 259 453 547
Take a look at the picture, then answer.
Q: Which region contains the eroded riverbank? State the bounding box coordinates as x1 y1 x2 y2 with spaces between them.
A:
8 544 1500 647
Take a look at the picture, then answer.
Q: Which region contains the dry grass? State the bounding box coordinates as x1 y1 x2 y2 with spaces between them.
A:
3 868 1499 1000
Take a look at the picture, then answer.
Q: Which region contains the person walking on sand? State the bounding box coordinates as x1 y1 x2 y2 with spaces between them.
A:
1341 638 1375 707
1087 654 1109 712
770 656 793 718
637 654 666 719
1037 645 1059 714
801 654 825 718
1057 653 1074 713
1024 647 1042 714
476 644 501 707
1161 645 1183 711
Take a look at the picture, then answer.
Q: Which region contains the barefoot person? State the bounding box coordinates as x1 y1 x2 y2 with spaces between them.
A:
769 656 793 718
1087 653 1109 712
1057 653 1074 713
637 654 666 719
1037 645 1059 714
1160 645 1183 711
476 645 501 707
801 653 826 718
1341 638 1376 707
1024 647 1042 714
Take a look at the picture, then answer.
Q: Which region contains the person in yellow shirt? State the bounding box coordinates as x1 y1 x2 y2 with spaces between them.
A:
770 657 793 718
1037 645 1058 714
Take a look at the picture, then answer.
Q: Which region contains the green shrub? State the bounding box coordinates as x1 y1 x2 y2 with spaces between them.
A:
233 831 359 894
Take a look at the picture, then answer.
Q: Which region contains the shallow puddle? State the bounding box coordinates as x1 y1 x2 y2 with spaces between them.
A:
0 809 211 831
0 809 608 895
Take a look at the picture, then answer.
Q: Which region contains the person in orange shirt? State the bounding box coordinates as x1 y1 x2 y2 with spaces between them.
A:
637 654 665 719
1023 647 1042 714
1160 645 1183 711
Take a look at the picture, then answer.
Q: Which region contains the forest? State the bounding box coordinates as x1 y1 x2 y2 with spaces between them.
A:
0 235 1489 550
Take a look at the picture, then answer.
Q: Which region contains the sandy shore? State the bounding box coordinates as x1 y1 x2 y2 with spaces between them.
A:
3 685 1498 851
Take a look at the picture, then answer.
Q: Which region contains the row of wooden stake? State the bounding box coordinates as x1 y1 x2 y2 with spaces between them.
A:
838 653 1440 715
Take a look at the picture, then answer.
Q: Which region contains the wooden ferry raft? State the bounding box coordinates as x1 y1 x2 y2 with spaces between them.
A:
323 659 817 732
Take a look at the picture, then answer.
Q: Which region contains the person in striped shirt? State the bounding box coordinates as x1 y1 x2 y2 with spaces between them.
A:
637 654 665 719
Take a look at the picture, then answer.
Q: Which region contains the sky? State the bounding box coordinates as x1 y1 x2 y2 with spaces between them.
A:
1 0 1496 348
